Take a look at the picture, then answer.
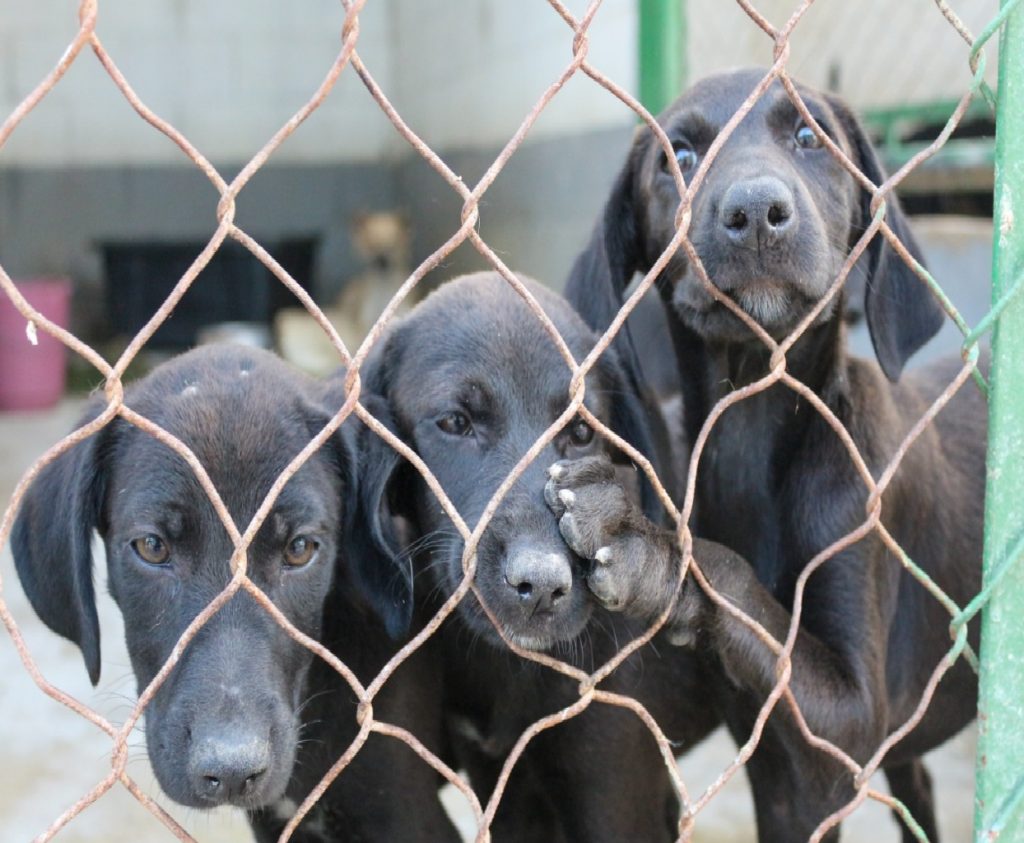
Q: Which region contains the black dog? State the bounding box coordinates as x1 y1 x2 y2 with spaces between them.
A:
559 69 986 841
12 345 459 842
353 271 733 841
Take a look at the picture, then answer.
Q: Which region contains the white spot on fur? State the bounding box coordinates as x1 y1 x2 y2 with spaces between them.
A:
180 383 199 397
595 546 612 565
273 800 329 839
548 463 564 479
558 489 575 508
736 284 790 325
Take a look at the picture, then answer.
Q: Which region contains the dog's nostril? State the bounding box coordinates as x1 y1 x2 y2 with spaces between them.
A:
203 775 221 791
767 203 790 227
551 586 568 603
516 582 534 598
725 209 748 231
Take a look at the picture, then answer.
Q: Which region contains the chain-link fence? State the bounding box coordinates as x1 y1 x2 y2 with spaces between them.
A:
0 0 1020 841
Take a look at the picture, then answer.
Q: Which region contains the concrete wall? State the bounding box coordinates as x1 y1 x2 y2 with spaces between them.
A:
686 0 999 109
0 0 996 337
389 0 636 151
0 0 639 318
0 0 398 166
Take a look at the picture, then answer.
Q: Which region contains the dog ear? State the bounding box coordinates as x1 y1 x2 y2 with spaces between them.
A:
567 130 674 477
829 95 943 381
349 391 415 640
11 404 110 685
599 348 674 523
565 131 647 335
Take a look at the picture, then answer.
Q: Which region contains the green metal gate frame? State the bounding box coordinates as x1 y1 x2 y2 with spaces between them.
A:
638 1 1024 840
975 0 1024 840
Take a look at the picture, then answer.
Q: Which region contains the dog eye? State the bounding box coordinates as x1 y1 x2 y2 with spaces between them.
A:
284 536 319 568
669 142 698 172
437 411 473 437
131 534 170 566
568 418 594 447
794 122 822 149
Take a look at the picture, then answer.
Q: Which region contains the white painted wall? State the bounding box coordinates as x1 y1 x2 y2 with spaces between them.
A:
0 0 637 167
0 0 397 165
388 0 638 152
686 0 999 110
0 0 1000 168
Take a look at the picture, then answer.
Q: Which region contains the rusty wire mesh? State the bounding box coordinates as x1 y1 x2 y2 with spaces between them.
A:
0 0 1019 841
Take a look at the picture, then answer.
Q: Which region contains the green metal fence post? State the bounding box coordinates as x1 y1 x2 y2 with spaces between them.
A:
974 1 1024 840
638 0 686 115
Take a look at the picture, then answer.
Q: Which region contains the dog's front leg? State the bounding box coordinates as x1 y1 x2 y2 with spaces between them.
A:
544 455 746 641
544 456 890 760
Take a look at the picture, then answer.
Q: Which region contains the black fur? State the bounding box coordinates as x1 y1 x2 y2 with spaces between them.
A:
11 345 459 841
561 69 986 842
350 272 720 841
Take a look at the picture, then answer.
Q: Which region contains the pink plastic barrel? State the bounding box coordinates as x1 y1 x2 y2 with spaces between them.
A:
0 278 71 411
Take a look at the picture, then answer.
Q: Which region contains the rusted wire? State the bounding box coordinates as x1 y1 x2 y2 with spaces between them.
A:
0 0 1010 841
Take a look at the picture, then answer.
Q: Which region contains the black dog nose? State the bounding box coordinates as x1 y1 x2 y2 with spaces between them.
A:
190 733 270 804
504 546 573 613
719 176 796 248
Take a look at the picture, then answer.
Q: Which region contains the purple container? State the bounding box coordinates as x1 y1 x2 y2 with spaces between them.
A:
0 278 72 411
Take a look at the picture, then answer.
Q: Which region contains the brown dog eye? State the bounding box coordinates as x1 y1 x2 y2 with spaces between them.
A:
794 123 822 149
285 536 319 568
569 418 594 447
131 534 170 566
437 411 473 437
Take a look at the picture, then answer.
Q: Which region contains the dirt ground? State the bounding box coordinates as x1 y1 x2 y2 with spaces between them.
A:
0 399 976 841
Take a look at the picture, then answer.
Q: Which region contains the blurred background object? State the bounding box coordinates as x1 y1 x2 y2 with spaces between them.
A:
275 210 416 374
0 277 70 410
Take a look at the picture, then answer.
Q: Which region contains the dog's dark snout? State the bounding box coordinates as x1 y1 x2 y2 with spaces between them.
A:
504 544 573 612
719 176 795 248
190 730 270 804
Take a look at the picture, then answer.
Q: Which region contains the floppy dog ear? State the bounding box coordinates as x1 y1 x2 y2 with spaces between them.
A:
829 96 944 381
348 393 414 640
11 406 110 685
565 131 646 334
599 348 673 523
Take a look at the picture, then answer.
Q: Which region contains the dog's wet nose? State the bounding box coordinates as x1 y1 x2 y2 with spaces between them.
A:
190 731 270 804
504 545 573 613
720 176 796 248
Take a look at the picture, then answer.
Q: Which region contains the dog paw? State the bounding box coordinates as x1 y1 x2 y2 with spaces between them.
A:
544 457 645 611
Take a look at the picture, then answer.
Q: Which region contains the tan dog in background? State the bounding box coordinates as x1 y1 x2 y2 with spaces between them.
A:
276 211 417 373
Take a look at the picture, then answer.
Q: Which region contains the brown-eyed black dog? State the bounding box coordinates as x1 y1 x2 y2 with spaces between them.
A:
351 271 737 841
11 345 459 842
557 69 987 842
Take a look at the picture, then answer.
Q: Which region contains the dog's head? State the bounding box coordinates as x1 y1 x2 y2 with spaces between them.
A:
351 272 658 652
568 68 943 380
12 346 356 810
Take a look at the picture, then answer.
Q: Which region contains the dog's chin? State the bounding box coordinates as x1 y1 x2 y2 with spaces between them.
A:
455 596 594 653
671 275 829 343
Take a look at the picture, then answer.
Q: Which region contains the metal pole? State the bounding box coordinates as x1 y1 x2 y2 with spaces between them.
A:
638 0 685 115
974 1 1024 840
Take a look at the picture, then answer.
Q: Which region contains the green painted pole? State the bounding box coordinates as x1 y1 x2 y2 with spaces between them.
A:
638 0 685 115
974 1 1024 841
